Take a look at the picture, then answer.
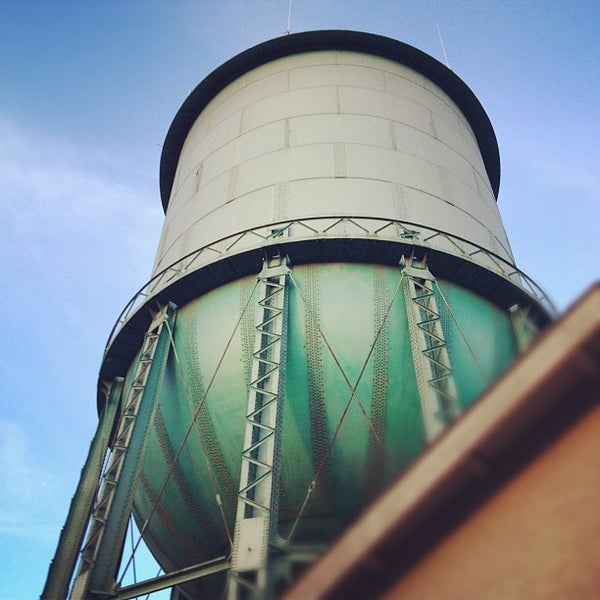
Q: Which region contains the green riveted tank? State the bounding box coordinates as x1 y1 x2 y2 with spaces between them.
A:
97 31 553 594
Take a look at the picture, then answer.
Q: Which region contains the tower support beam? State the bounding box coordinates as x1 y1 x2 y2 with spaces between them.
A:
229 254 291 599
70 303 176 599
401 256 460 441
42 379 122 600
95 556 230 600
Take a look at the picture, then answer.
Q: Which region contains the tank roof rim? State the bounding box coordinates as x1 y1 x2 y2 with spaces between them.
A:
159 29 501 210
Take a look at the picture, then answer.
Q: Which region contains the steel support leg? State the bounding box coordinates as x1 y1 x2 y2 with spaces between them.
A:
401 256 460 441
509 304 539 352
42 379 122 600
229 255 290 600
69 303 176 599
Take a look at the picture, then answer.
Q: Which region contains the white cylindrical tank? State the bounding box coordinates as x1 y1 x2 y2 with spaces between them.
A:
153 31 517 301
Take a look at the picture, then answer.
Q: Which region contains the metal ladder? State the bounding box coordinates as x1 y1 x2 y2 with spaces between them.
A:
70 303 175 599
401 257 460 441
229 255 290 600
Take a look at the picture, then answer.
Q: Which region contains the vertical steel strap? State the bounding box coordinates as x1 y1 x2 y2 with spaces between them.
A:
229 255 290 600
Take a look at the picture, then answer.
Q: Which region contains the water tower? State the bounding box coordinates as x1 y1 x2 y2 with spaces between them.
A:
43 30 553 600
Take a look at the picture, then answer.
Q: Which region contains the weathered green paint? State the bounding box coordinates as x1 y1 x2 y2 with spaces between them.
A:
124 263 518 570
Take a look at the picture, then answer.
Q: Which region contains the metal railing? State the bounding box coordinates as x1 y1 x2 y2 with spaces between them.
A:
104 216 555 356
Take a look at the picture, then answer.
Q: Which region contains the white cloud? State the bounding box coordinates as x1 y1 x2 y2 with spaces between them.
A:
0 418 63 541
0 113 162 262
0 114 164 344
0 115 166 535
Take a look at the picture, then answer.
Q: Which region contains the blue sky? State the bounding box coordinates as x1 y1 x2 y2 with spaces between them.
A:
1 1 598 598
